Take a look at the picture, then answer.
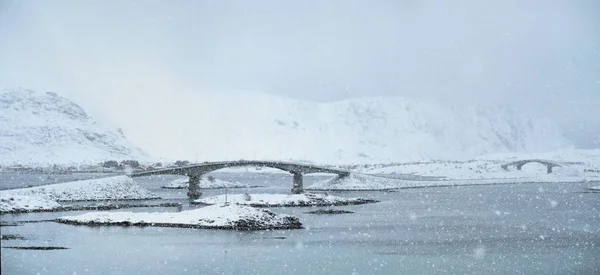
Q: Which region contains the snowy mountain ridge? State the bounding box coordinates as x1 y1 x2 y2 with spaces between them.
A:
112 89 572 164
0 88 148 165
0 88 573 165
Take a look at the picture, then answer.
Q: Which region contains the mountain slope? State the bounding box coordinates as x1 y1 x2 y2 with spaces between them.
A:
0 88 148 165
109 90 571 164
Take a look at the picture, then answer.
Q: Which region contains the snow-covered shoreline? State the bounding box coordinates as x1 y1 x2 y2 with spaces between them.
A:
307 174 400 191
351 161 592 181
0 176 158 213
56 204 302 230
344 150 600 181
307 172 588 191
309 152 600 191
195 193 378 207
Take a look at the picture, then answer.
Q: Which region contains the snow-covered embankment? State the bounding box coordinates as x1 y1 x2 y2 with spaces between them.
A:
0 176 158 213
353 159 592 182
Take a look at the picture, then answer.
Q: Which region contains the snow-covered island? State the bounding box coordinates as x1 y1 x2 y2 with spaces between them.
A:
162 176 254 189
56 204 302 230
0 176 158 213
195 192 378 207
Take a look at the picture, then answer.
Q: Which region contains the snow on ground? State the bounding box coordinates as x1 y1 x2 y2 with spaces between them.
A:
0 194 61 213
340 149 599 179
316 150 600 190
0 176 158 213
587 186 600 191
162 176 250 189
94 89 569 164
478 149 600 166
307 174 400 191
352 160 591 182
195 192 378 207
307 173 585 191
56 204 302 230
0 176 157 201
0 88 149 166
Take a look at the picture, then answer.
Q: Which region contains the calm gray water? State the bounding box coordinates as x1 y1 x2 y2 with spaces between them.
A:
1 173 599 275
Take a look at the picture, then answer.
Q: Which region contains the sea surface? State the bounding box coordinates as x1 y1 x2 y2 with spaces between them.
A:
1 172 599 274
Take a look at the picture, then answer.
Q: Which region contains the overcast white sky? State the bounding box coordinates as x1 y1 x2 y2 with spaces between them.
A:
1 0 599 147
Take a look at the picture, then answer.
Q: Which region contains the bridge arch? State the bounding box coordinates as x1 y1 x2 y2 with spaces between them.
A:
130 160 350 198
500 159 562 174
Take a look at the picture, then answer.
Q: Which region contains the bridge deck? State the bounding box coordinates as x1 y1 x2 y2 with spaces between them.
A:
130 160 350 178
500 159 562 174
500 159 562 169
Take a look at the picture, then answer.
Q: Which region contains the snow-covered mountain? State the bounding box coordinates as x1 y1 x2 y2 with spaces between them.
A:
108 90 572 164
0 88 148 165
0 88 572 165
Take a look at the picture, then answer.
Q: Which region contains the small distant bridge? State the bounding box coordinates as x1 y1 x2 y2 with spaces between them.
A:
130 160 350 199
500 159 563 174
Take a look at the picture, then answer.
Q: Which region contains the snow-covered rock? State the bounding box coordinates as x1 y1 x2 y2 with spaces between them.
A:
0 88 148 165
162 176 250 189
56 204 302 230
195 193 378 207
0 176 158 213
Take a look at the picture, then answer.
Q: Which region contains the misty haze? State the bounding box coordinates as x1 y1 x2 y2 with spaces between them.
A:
1 1 599 274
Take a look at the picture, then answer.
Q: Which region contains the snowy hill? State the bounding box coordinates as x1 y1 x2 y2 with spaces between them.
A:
110 90 571 164
0 88 148 165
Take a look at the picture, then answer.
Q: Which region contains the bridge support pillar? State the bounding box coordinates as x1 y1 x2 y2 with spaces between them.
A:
547 166 553 174
291 173 304 194
187 175 202 199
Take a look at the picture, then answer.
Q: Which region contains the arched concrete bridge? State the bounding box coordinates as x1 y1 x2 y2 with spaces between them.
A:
130 160 350 198
500 159 562 174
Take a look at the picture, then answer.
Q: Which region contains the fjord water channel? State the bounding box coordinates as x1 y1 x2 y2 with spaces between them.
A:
1 172 599 274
